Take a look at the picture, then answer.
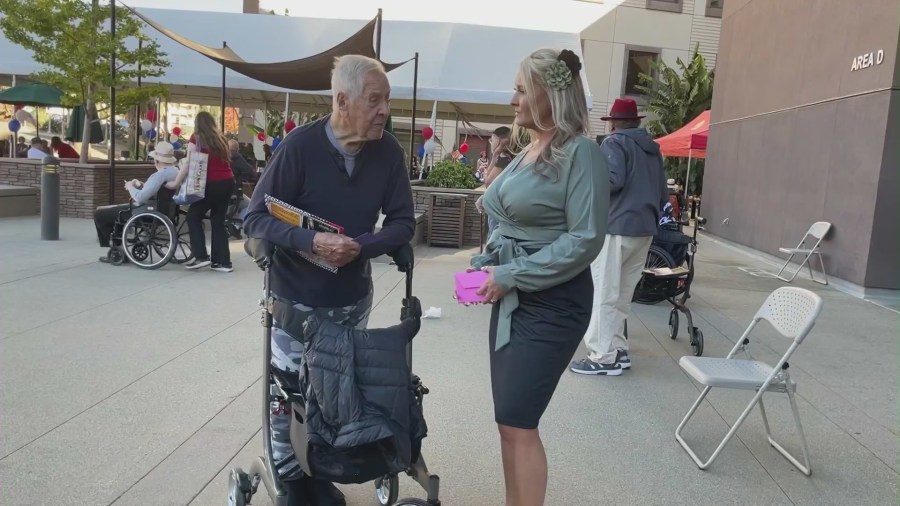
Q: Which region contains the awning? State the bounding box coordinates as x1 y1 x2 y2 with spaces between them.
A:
655 110 710 158
129 8 406 92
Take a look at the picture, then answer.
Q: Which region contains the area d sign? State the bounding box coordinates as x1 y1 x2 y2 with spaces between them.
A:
851 49 884 71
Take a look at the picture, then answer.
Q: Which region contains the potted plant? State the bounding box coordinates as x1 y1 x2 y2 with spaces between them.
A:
424 159 479 190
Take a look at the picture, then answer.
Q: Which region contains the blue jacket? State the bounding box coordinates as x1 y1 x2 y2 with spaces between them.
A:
298 312 427 484
601 128 668 236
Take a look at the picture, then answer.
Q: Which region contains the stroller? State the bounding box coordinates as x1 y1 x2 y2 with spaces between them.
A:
631 214 708 356
228 239 441 506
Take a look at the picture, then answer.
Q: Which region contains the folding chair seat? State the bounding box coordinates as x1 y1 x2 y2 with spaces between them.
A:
775 221 831 285
675 287 823 476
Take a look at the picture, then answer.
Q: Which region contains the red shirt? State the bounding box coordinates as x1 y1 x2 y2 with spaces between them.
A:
189 134 233 182
55 142 79 159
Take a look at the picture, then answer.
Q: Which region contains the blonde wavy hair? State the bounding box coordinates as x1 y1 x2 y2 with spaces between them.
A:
511 48 591 177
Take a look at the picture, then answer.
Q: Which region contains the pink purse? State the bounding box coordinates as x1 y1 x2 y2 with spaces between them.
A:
454 270 489 304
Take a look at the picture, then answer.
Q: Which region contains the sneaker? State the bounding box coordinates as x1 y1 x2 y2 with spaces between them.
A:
616 349 632 370
570 358 622 376
211 263 233 273
185 258 211 270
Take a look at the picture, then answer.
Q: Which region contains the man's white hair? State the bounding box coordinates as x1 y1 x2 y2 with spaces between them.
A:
331 55 386 100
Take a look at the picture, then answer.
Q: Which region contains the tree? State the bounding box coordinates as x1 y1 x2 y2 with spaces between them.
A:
634 44 714 194
0 0 169 162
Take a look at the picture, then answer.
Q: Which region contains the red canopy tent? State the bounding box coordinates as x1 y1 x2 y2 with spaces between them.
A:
656 110 710 158
655 110 710 200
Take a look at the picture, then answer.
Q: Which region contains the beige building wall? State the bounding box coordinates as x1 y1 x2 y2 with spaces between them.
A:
581 0 721 135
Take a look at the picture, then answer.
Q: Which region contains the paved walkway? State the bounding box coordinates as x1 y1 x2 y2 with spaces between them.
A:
0 216 896 505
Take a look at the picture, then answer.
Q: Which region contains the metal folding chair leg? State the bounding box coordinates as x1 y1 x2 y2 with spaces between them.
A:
776 250 828 285
759 391 812 475
677 384 813 475
810 252 828 285
775 252 799 282
676 386 770 471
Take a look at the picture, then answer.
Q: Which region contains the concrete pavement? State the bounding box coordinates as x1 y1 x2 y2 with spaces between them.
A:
0 216 896 505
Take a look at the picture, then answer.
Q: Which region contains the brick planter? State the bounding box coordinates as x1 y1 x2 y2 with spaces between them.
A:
0 159 156 218
411 184 485 248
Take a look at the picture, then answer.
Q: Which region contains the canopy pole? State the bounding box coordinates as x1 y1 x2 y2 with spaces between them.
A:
108 0 117 204
134 38 142 160
408 52 418 178
684 150 692 206
375 8 382 59
220 41 227 131
283 92 290 135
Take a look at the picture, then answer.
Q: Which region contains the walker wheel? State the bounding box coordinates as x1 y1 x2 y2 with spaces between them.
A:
375 474 399 505
227 467 252 506
691 328 704 357
107 248 125 266
668 309 679 340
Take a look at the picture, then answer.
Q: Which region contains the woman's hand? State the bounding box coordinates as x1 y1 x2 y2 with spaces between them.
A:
476 266 507 304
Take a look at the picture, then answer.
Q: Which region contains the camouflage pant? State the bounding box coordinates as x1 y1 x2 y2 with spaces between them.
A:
270 285 374 480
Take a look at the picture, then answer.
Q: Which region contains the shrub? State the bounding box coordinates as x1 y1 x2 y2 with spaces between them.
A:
424 159 479 190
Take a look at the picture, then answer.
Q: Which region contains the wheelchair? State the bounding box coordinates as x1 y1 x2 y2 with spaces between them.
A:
104 187 193 269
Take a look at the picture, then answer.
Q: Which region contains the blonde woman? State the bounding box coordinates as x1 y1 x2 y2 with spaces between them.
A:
170 111 235 272
470 48 609 505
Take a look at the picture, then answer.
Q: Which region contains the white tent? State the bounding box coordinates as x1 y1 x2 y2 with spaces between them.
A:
0 7 596 123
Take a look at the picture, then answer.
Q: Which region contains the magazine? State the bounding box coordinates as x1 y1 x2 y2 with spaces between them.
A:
264 195 344 273
643 266 690 277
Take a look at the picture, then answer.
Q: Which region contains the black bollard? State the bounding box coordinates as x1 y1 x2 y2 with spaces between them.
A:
41 155 60 240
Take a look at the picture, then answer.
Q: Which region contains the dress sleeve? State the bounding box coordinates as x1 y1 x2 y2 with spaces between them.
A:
491 140 610 293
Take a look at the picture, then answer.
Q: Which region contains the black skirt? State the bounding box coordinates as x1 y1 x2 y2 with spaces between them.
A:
488 267 593 429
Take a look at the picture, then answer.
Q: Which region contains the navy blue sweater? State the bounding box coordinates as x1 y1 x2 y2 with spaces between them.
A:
243 116 415 307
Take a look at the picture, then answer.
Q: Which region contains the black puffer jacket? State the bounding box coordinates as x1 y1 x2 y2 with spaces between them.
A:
297 313 427 484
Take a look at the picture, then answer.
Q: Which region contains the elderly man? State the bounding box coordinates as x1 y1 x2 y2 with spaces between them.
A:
242 55 415 505
570 98 668 376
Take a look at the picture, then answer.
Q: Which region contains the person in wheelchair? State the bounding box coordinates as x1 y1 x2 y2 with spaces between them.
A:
94 142 179 263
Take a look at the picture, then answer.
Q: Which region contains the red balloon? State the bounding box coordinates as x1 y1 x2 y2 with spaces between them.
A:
284 119 296 133
171 126 182 137
13 104 24 111
459 143 469 154
421 126 434 140
146 109 157 122
257 132 267 142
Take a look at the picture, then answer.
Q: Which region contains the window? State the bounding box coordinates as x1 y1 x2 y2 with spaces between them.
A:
706 0 723 18
623 48 659 96
646 0 682 14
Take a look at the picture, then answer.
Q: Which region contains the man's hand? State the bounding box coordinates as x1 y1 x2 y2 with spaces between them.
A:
312 232 361 267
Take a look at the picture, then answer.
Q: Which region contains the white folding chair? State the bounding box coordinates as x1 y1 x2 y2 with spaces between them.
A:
775 221 831 285
675 287 823 475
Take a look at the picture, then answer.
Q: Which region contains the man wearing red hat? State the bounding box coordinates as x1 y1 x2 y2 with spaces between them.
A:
571 98 668 376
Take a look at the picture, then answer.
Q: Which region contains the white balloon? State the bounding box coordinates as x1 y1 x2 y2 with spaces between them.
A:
117 119 130 129
423 138 437 156
140 119 152 132
169 134 179 143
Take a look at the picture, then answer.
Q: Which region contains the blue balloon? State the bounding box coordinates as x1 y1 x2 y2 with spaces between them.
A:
416 144 425 158
8 119 20 133
271 136 282 150
172 141 181 150
146 128 156 139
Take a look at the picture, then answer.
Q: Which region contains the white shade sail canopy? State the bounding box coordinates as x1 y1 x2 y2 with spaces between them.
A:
0 6 598 123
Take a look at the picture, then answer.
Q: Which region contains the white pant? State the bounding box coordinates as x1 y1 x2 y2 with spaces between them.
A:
583 234 653 364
